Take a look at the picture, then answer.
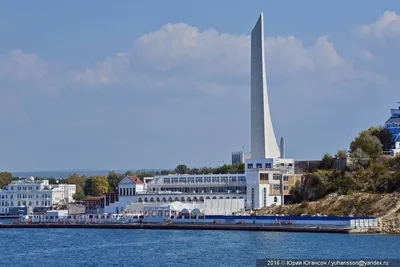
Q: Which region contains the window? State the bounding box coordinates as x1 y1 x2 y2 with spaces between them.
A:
230 176 236 183
212 177 219 183
273 184 280 190
204 177 211 183
256 163 262 168
265 163 272 168
288 163 293 167
247 163 253 169
164 178 171 184
283 176 289 181
274 197 278 203
273 174 281 181
179 177 187 183
260 173 269 181
284 185 289 191
238 176 246 183
196 177 203 183
188 177 195 183
221 176 228 183
172 177 179 183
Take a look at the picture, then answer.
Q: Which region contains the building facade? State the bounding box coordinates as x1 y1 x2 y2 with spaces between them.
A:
231 151 251 164
0 178 76 215
93 169 300 214
385 104 400 157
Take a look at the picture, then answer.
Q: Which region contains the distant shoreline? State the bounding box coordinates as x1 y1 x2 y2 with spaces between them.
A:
11 169 161 178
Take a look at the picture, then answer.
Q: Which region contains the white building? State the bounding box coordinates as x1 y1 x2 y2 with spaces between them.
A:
141 199 245 221
102 174 247 214
0 177 76 215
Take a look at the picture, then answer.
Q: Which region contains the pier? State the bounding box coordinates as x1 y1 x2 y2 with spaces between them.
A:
0 223 351 233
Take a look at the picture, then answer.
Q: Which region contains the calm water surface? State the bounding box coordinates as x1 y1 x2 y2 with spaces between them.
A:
0 221 398 267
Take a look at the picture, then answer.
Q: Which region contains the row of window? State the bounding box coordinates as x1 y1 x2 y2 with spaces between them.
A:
153 186 246 194
0 200 51 207
0 194 51 199
163 176 246 184
247 163 293 169
137 196 244 203
8 186 41 191
271 185 289 191
260 174 288 181
119 187 135 196
0 208 8 213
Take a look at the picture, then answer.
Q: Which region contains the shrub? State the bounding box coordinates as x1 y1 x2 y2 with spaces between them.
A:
300 200 309 209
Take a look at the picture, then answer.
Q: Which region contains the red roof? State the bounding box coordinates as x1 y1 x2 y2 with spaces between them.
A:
83 196 104 201
128 176 144 184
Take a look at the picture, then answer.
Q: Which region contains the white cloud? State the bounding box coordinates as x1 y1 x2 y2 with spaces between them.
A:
356 11 400 39
72 22 386 100
0 50 48 83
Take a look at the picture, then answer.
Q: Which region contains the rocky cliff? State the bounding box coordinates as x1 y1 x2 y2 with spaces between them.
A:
253 192 400 234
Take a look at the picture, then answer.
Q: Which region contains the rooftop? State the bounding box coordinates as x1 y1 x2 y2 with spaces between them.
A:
386 117 400 124
83 196 104 201
127 176 144 184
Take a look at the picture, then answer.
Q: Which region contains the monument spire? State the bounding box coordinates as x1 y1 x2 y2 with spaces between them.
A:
250 12 280 159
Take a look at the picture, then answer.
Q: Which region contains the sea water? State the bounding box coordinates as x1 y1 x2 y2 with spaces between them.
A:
0 224 398 267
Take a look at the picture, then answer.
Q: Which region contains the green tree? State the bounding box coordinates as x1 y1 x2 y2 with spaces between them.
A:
320 153 334 170
350 131 382 160
73 192 86 200
335 149 348 159
124 170 134 176
302 171 330 201
66 173 86 199
349 148 370 170
367 126 395 151
175 164 190 174
135 171 156 179
0 172 12 189
107 171 124 192
289 180 302 203
86 176 109 196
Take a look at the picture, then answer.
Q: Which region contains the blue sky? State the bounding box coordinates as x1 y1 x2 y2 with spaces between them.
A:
1 1 399 171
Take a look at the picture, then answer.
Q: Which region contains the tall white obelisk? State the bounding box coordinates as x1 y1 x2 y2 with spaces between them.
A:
250 12 280 159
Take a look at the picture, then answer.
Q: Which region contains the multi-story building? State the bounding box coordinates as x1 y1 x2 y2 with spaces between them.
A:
231 151 251 164
385 103 400 157
0 177 76 215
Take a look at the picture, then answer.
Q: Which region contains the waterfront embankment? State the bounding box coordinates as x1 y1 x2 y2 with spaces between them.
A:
0 222 351 233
